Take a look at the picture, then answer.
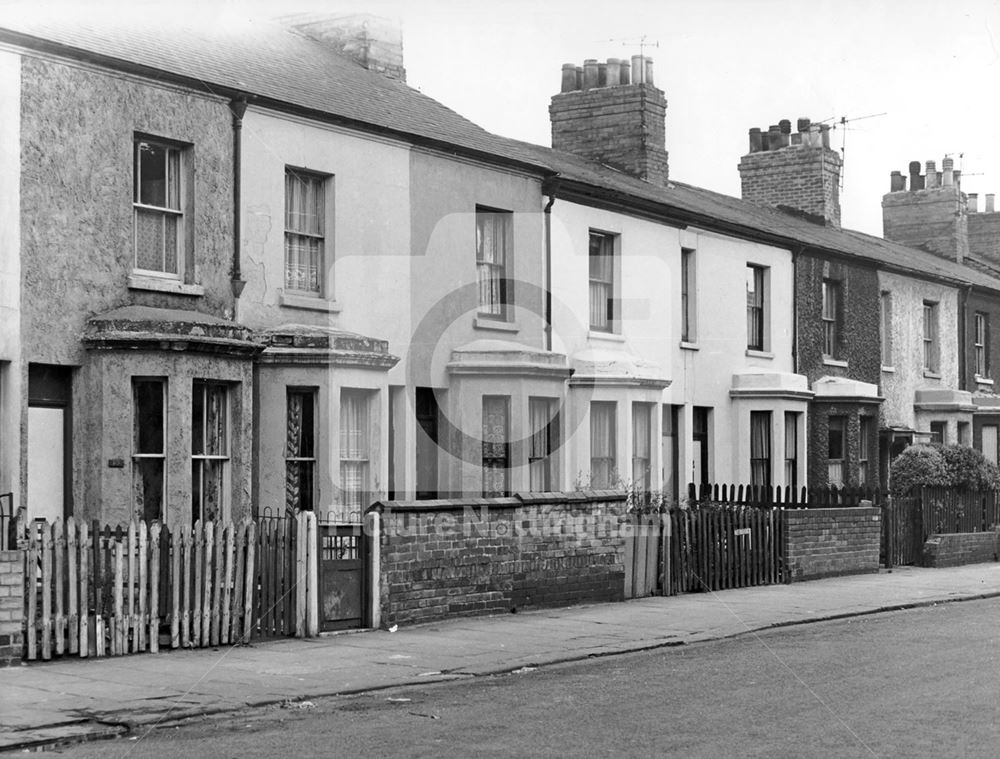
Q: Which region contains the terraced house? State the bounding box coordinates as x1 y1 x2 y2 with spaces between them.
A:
3 12 1000 539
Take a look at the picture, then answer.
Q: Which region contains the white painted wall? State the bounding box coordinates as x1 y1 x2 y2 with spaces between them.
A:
0 50 21 509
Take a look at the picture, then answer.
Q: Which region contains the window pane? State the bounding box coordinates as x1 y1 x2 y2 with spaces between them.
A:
828 417 845 459
590 402 616 488
133 458 163 522
482 396 509 497
137 141 167 207
286 391 314 458
134 380 164 454
193 459 225 523
750 411 771 488
341 391 369 459
285 460 314 512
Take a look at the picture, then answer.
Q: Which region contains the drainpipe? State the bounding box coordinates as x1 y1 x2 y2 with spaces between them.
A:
542 176 561 352
229 95 249 300
959 284 972 390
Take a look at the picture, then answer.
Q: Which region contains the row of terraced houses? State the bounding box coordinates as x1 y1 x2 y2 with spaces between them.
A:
3 13 1000 530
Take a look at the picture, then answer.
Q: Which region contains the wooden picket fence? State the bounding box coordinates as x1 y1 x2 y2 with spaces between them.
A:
21 513 318 661
666 505 785 594
689 483 881 509
623 512 666 598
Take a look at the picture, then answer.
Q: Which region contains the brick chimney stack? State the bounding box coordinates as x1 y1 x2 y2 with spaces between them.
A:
549 55 669 186
738 117 842 226
279 13 406 81
882 156 969 263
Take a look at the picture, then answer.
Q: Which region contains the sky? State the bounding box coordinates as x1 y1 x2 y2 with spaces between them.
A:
7 0 1000 236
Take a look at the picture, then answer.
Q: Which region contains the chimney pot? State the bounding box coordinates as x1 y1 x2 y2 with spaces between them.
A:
644 57 654 86
598 62 607 87
619 60 630 84
987 194 996 213
942 161 954 187
779 119 792 135
583 59 599 89
820 124 831 149
749 127 763 153
560 63 578 92
969 193 978 213
925 160 939 189
797 117 811 132
890 171 906 192
606 58 621 87
631 55 643 84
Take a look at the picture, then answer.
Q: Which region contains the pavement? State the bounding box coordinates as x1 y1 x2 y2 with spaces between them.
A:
3 562 1000 751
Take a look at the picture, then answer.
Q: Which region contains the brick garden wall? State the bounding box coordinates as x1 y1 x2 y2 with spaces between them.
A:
373 492 628 627
0 549 24 665
922 532 999 568
785 507 881 581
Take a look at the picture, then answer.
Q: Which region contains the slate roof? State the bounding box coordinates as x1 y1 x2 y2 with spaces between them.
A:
4 14 1000 293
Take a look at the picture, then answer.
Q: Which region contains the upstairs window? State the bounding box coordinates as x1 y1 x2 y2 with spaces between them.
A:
476 208 512 318
285 168 326 294
746 265 767 351
589 231 616 331
681 248 696 342
133 379 166 523
134 138 183 277
975 312 989 378
285 389 316 513
923 301 939 373
822 280 841 358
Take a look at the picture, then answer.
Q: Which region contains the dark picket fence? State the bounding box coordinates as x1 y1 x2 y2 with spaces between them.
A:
688 483 881 509
665 504 786 595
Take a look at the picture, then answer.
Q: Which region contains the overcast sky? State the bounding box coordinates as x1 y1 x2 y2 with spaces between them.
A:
9 0 1000 236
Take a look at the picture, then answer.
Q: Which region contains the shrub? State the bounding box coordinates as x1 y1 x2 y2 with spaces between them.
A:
890 443 1000 496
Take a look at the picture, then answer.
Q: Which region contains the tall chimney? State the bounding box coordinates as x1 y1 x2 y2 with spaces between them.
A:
737 116 842 226
549 56 669 186
882 156 968 263
278 13 406 81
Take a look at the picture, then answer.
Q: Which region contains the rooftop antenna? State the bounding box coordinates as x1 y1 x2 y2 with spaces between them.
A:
819 112 887 190
606 36 660 82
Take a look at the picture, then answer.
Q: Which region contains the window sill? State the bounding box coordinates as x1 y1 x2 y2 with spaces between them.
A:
881 365 896 374
822 357 849 369
128 274 204 297
923 370 942 379
588 330 625 343
679 341 699 351
745 349 774 360
474 316 519 334
279 290 342 313
975 375 994 386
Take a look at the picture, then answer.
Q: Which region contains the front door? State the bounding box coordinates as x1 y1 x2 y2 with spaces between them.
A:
317 522 367 631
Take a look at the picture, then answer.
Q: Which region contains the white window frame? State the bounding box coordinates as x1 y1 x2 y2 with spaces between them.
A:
284 167 327 296
681 248 696 343
589 231 618 332
822 279 840 358
827 415 845 487
191 380 230 524
285 388 317 513
975 312 988 378
476 207 512 319
133 137 184 279
590 401 617 489
528 397 557 492
880 291 893 366
132 378 167 523
923 301 939 373
746 264 768 351
340 389 372 520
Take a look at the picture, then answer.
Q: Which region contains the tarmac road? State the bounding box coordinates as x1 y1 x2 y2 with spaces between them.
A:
53 596 1000 759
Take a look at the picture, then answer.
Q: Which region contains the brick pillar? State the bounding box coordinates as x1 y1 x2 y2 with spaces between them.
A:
0 550 24 666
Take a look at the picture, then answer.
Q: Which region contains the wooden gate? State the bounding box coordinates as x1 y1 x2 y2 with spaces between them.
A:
316 522 367 631
882 496 923 567
623 512 665 598
666 506 785 594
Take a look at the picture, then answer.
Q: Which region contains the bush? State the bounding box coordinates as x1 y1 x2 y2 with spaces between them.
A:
890 443 1000 496
889 445 946 497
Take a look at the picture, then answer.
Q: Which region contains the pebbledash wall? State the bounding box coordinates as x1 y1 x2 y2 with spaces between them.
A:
784 506 882 581
371 492 628 626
